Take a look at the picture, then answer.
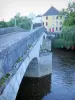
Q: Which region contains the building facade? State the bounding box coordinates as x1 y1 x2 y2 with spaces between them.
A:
42 6 65 32
28 13 43 30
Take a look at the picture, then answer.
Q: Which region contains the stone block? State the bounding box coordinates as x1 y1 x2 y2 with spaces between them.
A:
2 83 15 100
9 75 19 94
0 96 5 100
38 52 52 77
16 70 22 85
0 59 4 78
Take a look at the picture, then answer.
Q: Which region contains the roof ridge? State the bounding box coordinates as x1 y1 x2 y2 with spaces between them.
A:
43 6 59 16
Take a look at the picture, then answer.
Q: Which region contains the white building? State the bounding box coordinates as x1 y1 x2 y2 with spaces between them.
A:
28 13 43 30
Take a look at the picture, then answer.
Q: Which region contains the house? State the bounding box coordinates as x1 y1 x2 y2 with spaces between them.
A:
42 6 65 32
28 13 43 30
32 15 42 29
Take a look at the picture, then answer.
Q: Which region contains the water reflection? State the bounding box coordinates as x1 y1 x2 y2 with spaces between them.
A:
16 74 51 100
43 49 75 100
16 49 75 100
52 49 75 86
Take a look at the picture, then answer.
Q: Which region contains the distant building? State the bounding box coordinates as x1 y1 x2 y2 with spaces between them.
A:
42 6 65 32
28 13 36 20
28 13 43 30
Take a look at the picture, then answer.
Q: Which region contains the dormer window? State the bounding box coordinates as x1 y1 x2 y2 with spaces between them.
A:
46 16 48 20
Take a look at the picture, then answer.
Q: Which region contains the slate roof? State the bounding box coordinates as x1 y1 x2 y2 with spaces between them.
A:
36 15 42 17
43 6 59 16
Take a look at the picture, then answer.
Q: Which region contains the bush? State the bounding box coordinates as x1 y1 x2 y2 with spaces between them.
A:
53 39 65 48
53 26 75 49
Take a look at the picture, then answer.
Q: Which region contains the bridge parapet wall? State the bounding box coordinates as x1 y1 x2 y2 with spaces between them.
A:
0 27 27 36
0 27 46 77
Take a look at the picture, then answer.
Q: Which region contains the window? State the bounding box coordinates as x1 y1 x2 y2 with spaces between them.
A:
56 16 58 19
46 16 48 20
60 27 62 31
56 21 58 25
60 22 62 25
43 22 44 26
46 22 48 26
56 27 58 31
49 28 51 32
60 16 62 19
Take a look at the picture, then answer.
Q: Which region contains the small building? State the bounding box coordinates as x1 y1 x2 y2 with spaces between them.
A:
42 6 65 32
28 13 43 30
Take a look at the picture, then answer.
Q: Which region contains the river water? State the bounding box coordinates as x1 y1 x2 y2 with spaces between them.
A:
16 49 75 100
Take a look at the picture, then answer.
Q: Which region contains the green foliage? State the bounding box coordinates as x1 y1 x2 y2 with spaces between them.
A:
5 73 10 78
65 40 73 49
0 12 32 30
53 39 65 48
54 1 75 49
60 2 75 26
63 12 75 26
19 17 31 30
0 21 8 28
53 26 75 49
16 57 23 63
7 19 15 27
0 73 10 86
28 44 32 48
67 2 75 13
7 13 32 30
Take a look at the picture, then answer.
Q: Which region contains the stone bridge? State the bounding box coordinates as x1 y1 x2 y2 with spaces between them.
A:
0 27 52 100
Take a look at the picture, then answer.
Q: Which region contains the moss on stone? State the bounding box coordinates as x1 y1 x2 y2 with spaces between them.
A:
0 73 10 86
0 77 5 86
29 44 32 48
16 57 22 63
5 73 10 78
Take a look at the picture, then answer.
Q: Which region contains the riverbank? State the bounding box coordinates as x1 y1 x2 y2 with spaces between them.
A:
52 26 75 50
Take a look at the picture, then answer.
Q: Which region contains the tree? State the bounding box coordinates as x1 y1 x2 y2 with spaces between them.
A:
7 18 15 27
0 21 8 28
64 12 75 26
53 2 75 49
19 17 32 29
60 2 75 26
67 2 75 13
7 13 32 30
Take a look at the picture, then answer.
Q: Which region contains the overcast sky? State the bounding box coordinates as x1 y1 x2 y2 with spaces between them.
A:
0 0 72 21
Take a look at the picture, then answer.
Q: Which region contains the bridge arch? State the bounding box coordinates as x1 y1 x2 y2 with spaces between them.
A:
16 57 38 100
14 31 47 100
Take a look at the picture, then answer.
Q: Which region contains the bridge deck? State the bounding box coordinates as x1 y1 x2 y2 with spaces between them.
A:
0 30 35 52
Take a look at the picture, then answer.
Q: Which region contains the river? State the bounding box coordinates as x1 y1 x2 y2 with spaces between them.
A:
16 49 75 100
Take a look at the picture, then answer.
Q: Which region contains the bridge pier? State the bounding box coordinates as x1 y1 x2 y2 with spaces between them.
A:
25 37 52 78
25 52 52 78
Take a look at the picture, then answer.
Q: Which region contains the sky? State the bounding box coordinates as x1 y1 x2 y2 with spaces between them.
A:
0 0 73 21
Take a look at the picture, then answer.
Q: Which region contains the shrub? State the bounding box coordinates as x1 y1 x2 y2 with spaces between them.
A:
53 26 75 49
